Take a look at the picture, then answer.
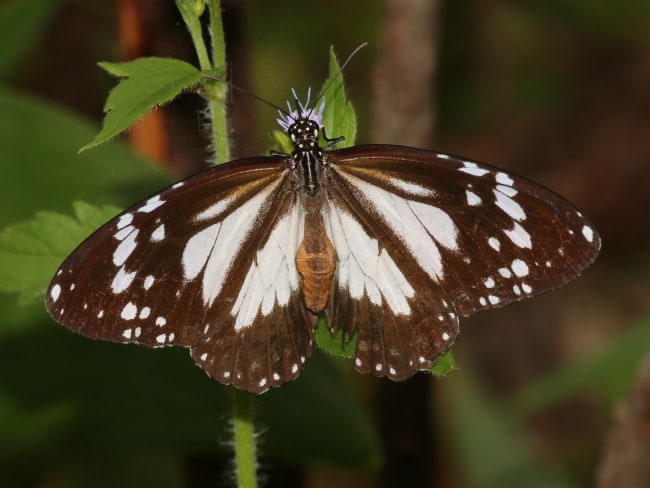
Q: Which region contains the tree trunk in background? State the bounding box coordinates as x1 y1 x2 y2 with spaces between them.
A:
371 0 442 148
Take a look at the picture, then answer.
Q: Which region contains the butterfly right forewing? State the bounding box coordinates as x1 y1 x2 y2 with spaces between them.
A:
46 156 315 393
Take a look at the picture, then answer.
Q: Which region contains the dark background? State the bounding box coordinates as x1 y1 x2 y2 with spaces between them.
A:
1 0 649 486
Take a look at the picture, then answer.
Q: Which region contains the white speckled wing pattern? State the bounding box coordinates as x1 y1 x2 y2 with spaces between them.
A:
46 157 317 393
46 140 600 394
321 145 600 379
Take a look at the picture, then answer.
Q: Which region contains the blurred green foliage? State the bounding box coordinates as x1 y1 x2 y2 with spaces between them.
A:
1 0 649 486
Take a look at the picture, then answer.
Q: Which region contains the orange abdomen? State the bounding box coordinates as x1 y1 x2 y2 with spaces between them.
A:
296 212 336 313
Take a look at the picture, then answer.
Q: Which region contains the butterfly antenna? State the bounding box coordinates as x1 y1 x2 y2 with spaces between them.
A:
314 42 367 104
202 73 290 116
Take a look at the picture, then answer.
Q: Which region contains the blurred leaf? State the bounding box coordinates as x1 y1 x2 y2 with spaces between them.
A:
0 203 119 304
441 372 574 488
511 317 650 415
261 351 381 466
82 58 202 151
0 327 379 468
0 85 171 228
0 0 63 79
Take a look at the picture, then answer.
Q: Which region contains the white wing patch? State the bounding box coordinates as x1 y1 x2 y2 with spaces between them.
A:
230 203 303 330
336 172 459 283
181 179 283 307
326 202 414 315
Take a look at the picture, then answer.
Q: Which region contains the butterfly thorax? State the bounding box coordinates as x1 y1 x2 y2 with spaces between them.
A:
289 118 324 197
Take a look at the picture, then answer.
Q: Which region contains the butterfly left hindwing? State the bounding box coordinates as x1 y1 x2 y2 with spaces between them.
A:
319 144 600 379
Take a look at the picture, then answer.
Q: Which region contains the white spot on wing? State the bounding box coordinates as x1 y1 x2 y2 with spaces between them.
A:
111 266 136 294
511 259 529 277
117 213 133 229
113 227 139 266
114 225 135 241
390 179 434 197
466 190 482 206
503 222 532 248
195 197 233 222
151 224 165 242
582 225 594 242
121 302 138 320
459 162 489 177
143 275 155 290
155 316 166 326
50 284 61 302
138 195 164 213
496 184 517 197
488 237 501 251
494 189 526 221
495 172 514 186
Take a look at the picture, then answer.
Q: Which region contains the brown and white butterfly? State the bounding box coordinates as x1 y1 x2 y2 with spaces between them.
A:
46 90 600 393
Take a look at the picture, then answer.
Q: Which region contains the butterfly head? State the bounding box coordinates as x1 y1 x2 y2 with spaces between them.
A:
277 88 325 151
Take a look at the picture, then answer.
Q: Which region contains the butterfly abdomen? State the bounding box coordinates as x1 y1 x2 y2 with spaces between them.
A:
296 209 336 313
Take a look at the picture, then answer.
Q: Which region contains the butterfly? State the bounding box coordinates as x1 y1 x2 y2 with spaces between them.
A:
46 89 601 394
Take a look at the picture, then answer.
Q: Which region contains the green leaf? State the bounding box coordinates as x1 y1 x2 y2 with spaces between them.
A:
320 46 357 147
442 372 574 488
261 350 382 466
315 316 356 359
0 328 380 468
0 202 120 303
430 350 457 376
0 85 171 228
510 316 650 415
82 57 202 151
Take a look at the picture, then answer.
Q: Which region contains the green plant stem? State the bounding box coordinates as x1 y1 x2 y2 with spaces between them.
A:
179 2 257 487
232 389 258 488
201 0 230 165
176 0 212 71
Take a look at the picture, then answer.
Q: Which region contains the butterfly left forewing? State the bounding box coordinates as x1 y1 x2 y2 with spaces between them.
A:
323 144 600 379
46 157 314 393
